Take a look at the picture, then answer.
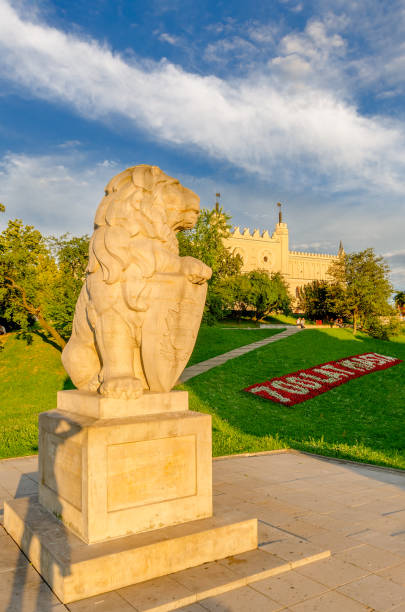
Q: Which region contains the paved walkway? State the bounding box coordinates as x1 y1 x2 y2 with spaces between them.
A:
179 327 301 383
1 451 405 611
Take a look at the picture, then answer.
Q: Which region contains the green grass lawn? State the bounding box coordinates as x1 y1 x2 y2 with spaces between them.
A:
2 327 404 468
0 326 282 458
187 326 282 365
213 318 261 328
177 328 405 469
0 333 67 458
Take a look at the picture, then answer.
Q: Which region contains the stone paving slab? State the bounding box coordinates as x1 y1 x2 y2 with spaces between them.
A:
1 451 405 610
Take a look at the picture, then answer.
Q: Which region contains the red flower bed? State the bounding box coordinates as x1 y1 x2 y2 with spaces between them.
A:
244 352 402 406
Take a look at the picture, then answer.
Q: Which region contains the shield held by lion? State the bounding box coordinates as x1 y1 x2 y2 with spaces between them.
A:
142 273 207 392
62 164 212 400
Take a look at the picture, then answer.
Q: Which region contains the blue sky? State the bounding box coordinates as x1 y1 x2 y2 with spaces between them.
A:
0 0 404 288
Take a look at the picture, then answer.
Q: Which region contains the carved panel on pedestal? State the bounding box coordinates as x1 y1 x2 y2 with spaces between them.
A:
107 434 197 511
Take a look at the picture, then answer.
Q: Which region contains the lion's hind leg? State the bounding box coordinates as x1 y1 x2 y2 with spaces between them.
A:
62 287 101 391
93 309 144 400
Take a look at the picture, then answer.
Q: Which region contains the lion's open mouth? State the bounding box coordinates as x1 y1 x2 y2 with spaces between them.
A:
172 208 199 231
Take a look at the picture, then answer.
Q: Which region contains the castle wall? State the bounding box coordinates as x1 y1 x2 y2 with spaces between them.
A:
223 222 339 301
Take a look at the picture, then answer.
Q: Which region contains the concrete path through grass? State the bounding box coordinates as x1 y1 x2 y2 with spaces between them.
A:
179 326 302 383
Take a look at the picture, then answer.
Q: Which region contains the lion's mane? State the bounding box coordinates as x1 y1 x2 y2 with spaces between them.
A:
87 165 181 313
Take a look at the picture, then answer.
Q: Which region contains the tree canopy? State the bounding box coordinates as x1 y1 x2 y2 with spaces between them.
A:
327 248 393 333
177 206 242 282
0 213 89 348
177 206 243 322
46 233 89 337
239 270 291 320
298 280 344 323
394 291 405 312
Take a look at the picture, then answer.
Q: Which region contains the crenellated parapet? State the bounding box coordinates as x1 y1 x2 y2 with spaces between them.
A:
229 227 277 241
289 251 336 258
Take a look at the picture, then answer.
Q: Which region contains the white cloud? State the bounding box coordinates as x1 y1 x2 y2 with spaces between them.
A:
314 2 405 101
203 36 257 63
271 54 312 79
270 18 347 92
97 159 118 168
290 3 304 13
157 32 181 46
247 23 279 44
1 0 405 199
0 151 114 235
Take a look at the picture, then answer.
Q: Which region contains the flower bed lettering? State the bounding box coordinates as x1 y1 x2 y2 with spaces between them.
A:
244 353 402 406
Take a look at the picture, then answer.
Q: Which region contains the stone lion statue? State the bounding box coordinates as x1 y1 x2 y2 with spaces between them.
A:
62 165 212 399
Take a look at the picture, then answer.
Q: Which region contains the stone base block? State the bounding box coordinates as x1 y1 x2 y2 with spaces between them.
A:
57 389 189 419
4 496 258 604
38 407 212 543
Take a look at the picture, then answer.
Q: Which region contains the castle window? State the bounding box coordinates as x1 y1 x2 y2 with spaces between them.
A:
263 256 268 262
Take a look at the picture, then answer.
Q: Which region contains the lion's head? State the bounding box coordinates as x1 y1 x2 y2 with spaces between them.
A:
87 165 200 286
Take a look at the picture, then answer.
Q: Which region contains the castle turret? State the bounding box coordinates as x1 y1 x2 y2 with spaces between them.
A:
274 203 289 275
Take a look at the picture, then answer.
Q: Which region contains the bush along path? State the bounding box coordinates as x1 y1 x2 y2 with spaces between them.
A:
179 326 300 383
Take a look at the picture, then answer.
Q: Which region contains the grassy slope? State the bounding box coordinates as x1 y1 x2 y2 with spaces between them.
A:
0 334 68 457
178 328 405 469
2 327 404 468
188 327 282 365
0 327 282 459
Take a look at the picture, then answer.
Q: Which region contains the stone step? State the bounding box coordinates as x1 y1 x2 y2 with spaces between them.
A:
73 541 330 611
5 496 329 609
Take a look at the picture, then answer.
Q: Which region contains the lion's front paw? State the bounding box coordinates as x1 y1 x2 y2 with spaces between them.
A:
99 377 143 400
86 374 101 393
181 256 212 284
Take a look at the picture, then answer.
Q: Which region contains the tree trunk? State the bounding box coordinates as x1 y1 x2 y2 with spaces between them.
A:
353 310 358 334
36 312 67 350
5 276 66 350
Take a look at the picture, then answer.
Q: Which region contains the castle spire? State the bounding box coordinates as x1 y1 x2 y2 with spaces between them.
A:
338 240 345 256
277 202 282 224
215 192 221 213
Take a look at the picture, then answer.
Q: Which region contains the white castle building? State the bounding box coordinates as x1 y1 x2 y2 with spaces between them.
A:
223 207 344 299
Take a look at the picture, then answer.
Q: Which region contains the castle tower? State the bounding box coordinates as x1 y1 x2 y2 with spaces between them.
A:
274 203 289 276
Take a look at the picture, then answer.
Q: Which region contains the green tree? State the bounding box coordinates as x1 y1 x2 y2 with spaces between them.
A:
394 291 405 314
327 248 393 334
178 206 242 322
46 234 89 337
0 218 67 348
177 206 242 280
225 273 254 320
245 270 291 319
298 280 345 322
226 270 291 320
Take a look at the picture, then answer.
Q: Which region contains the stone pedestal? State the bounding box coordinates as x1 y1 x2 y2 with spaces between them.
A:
4 390 258 602
38 391 212 544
